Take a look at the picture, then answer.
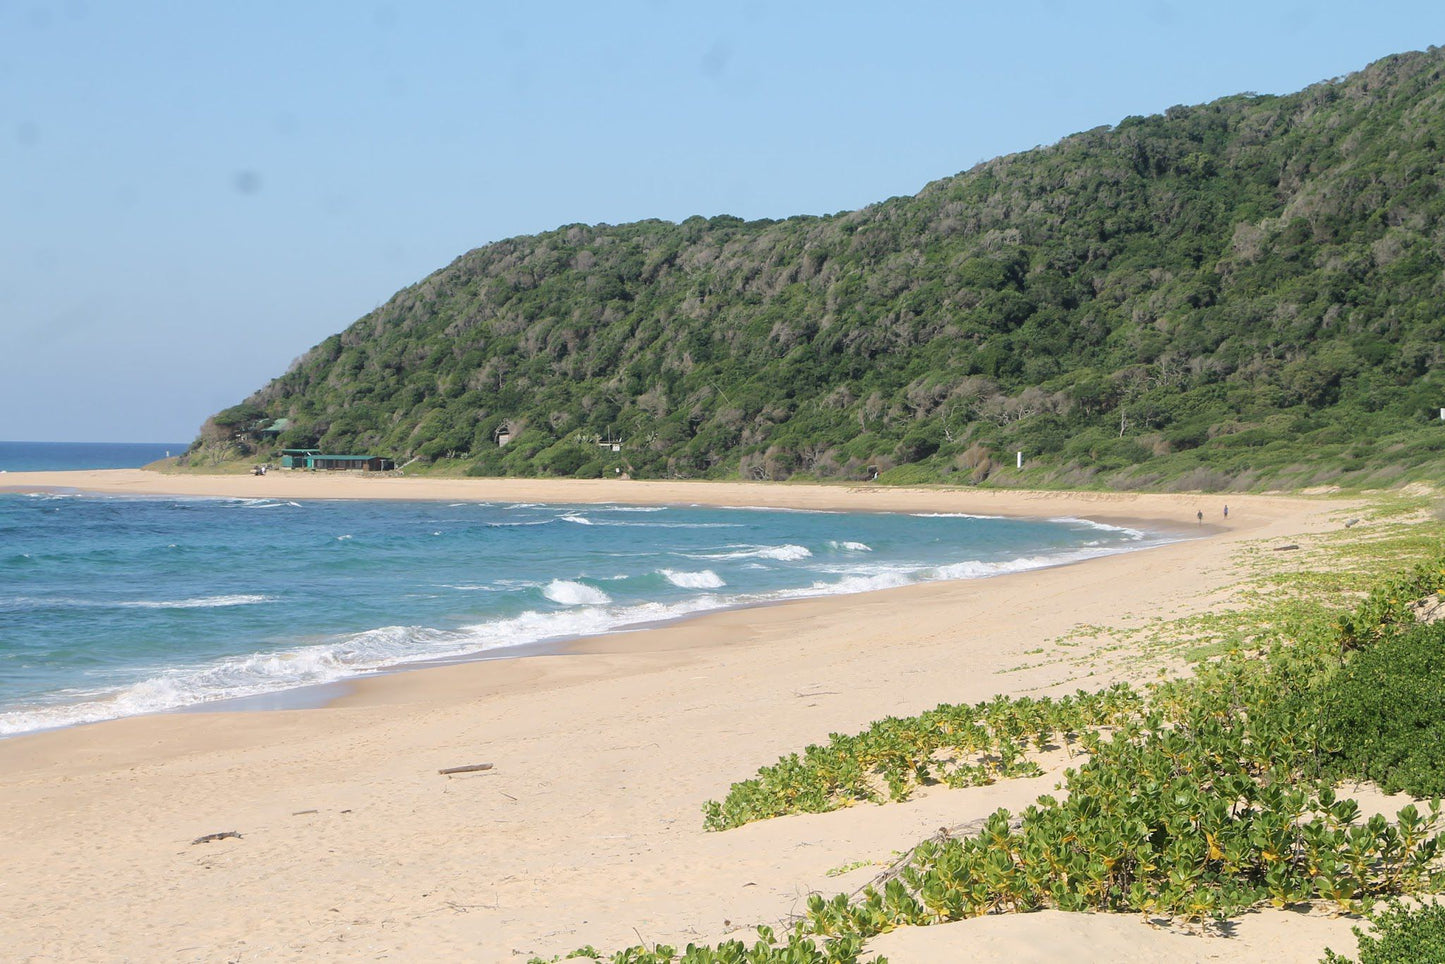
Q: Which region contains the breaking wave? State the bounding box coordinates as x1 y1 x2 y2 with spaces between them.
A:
659 569 725 589
693 544 813 562
543 580 612 605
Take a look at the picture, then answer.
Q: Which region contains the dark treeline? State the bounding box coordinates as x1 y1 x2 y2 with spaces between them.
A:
194 48 1445 489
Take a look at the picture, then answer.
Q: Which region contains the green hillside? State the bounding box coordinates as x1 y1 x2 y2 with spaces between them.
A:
193 47 1445 489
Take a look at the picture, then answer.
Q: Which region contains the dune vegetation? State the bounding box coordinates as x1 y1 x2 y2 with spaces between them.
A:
534 502 1445 963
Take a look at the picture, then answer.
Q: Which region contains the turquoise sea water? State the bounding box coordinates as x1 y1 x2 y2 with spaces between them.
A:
0 487 1170 736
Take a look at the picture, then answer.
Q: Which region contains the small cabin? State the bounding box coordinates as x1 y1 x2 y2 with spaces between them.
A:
280 448 319 469
280 449 394 472
311 455 395 472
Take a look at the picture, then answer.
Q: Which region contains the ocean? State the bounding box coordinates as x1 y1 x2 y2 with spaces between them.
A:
0 471 1168 736
0 440 185 472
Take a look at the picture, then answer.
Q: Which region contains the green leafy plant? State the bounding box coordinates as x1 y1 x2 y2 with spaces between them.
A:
711 549 1445 942
1323 900 1445 964
702 686 1142 831
1316 621 1445 797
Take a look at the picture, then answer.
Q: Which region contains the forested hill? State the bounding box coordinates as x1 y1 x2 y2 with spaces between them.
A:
195 47 1445 489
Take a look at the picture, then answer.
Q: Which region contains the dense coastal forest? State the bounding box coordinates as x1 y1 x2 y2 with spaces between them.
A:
193 47 1445 489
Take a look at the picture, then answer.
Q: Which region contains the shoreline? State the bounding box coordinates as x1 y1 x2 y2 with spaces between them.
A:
178 529 1184 726
0 470 1206 734
0 467 1239 528
0 471 1365 961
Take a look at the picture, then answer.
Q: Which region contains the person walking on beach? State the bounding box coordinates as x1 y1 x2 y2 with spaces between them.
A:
1223 504 1229 518
1197 510 1203 525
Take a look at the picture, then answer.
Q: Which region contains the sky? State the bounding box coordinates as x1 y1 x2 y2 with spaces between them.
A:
3 2 1444 443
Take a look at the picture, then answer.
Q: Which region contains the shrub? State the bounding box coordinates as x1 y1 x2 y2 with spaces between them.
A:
1315 621 1445 797
1323 900 1445 964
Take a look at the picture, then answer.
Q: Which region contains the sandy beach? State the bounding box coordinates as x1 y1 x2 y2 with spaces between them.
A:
0 471 1374 961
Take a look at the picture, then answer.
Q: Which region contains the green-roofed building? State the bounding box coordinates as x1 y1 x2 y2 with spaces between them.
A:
279 450 394 472
280 448 319 469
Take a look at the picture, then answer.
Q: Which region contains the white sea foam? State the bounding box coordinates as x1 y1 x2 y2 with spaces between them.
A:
0 624 460 736
773 544 1151 602
693 544 813 562
755 544 812 560
791 571 914 596
543 580 612 605
0 596 741 735
927 545 1137 581
810 562 915 578
828 540 873 552
452 596 726 651
1050 516 1145 539
116 594 275 609
911 512 1003 519
3 594 275 611
557 511 738 529
660 568 725 589
337 534 353 541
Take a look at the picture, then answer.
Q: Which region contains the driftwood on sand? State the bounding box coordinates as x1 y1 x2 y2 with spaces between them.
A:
438 763 494 776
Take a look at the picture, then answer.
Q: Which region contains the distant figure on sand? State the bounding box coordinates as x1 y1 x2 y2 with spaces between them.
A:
1223 505 1229 518
1197 510 1203 525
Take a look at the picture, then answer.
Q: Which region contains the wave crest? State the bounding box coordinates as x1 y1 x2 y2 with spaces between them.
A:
543 580 612 605
660 569 725 589
695 544 813 562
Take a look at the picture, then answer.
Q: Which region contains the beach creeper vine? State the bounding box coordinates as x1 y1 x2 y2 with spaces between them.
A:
702 686 1142 831
538 550 1445 964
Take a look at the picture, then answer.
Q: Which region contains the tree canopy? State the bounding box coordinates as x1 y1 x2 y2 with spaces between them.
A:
193 47 1445 490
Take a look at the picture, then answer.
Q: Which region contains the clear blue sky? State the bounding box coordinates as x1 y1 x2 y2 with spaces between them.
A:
3 1 1443 443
